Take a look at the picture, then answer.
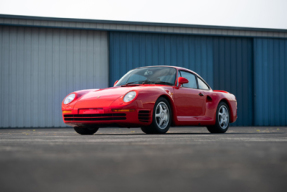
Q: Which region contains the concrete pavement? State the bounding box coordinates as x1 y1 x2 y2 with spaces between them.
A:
0 127 286 192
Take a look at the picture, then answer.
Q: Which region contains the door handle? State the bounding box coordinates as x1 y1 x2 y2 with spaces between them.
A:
199 93 204 96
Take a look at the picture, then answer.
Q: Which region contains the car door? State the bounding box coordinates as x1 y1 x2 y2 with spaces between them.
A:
174 70 205 117
196 76 210 117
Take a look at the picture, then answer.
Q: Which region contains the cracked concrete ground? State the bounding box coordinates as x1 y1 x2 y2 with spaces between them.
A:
0 127 286 192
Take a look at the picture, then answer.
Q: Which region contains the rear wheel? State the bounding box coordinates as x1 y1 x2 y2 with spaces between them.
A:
74 126 99 135
141 97 171 134
207 102 230 133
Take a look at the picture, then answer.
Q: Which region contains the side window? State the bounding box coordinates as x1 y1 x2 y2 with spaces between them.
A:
198 77 209 90
179 71 197 89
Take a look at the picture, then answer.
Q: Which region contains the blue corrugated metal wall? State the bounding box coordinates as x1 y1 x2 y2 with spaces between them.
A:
254 38 287 126
109 32 287 126
213 37 253 126
109 32 213 87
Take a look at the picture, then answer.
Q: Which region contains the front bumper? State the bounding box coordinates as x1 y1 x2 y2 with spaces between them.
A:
62 107 152 128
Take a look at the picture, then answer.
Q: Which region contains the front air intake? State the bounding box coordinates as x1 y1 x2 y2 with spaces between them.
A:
138 110 151 122
64 113 126 121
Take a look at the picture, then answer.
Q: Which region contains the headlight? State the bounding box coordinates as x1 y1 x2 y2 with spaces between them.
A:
123 91 136 102
64 93 76 104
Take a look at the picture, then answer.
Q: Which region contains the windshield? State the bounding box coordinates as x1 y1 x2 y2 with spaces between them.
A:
115 67 177 86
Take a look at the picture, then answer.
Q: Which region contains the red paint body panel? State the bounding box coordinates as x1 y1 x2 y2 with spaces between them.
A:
62 66 237 128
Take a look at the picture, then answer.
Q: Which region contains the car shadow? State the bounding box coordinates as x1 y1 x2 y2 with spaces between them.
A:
95 132 283 136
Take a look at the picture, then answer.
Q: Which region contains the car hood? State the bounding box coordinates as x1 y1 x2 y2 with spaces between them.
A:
73 86 151 108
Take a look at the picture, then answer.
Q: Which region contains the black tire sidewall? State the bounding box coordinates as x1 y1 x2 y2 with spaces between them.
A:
74 126 99 135
140 126 154 134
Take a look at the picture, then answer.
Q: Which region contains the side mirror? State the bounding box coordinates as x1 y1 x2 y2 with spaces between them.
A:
114 80 118 86
177 77 189 88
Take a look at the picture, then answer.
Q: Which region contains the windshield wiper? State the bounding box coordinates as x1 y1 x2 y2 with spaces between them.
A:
121 81 141 87
141 80 153 84
153 81 173 85
142 80 173 85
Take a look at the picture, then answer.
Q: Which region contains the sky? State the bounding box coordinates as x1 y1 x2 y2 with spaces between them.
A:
0 0 286 29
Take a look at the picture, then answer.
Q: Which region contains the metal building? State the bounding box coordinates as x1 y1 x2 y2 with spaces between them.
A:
0 14 287 127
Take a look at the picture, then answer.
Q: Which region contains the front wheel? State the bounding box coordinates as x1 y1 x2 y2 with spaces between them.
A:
74 126 99 135
207 102 230 133
141 97 171 134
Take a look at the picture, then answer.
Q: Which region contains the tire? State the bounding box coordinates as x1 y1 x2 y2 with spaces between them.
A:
207 101 230 133
74 126 99 135
141 97 171 134
140 126 155 134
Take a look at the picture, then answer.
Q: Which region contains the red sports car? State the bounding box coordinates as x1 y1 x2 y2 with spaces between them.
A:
62 66 237 135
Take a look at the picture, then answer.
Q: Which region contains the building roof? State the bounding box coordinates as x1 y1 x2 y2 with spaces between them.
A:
1 14 287 38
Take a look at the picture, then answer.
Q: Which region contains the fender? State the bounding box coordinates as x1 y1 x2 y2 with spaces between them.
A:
62 89 98 111
210 91 237 123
